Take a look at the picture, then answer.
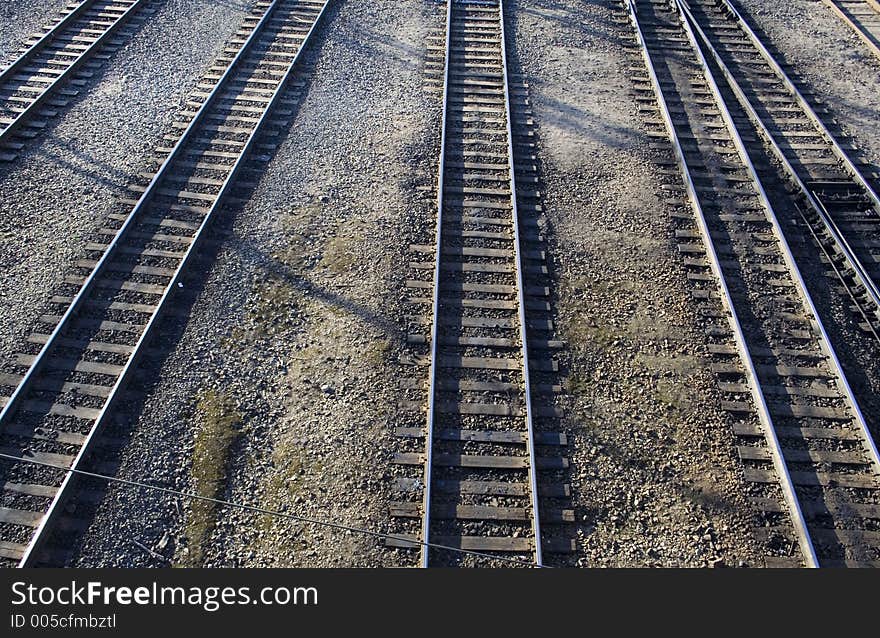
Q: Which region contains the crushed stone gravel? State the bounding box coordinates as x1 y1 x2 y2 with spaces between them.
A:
70 0 436 568
506 0 765 567
0 0 255 368
6 0 876 568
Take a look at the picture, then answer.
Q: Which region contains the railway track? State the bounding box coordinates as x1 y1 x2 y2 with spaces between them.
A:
627 0 880 567
822 0 880 62
0 0 152 160
680 0 880 340
0 0 330 568
389 0 573 567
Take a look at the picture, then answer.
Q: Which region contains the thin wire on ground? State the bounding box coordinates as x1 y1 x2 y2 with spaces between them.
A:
0 452 544 568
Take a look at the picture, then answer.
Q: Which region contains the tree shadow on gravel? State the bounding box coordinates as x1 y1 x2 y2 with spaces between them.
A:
339 14 425 74
504 0 644 152
203 0 252 10
27 144 136 191
515 0 622 41
233 241 406 343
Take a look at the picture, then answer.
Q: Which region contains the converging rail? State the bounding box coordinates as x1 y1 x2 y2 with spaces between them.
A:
0 0 151 159
0 0 330 567
627 0 880 567
389 0 573 567
681 0 880 340
822 0 880 62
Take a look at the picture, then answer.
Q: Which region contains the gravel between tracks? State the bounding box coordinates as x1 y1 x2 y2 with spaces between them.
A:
730 0 880 443
70 0 437 567
0 0 69 67
505 0 764 567
733 0 880 170
15 0 869 568
0 0 254 372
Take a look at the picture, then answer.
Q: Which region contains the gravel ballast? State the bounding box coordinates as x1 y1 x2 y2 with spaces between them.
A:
733 0 880 170
506 0 765 567
0 0 254 367
7 0 876 568
70 0 437 567
0 0 70 67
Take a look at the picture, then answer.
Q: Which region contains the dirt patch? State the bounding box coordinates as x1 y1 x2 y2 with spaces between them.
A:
177 390 242 567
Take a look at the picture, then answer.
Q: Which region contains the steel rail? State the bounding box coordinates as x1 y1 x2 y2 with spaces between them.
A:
721 0 880 212
2 451 542 568
498 0 543 567
0 1 97 79
419 0 453 569
0 0 148 147
678 0 880 559
626 0 819 567
681 0 880 478
15 0 332 566
680 1 880 331
0 0 283 434
807 197 880 346
822 0 880 62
